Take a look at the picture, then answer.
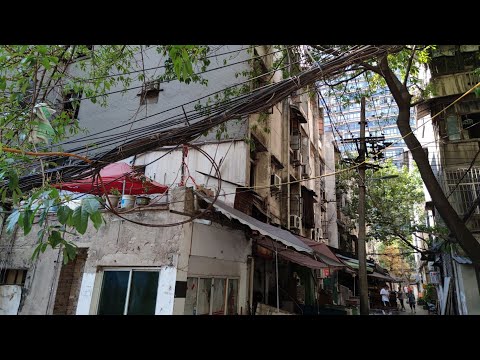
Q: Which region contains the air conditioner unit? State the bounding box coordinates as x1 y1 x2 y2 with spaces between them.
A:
290 134 300 150
290 215 302 229
270 174 282 192
301 163 310 178
292 150 302 166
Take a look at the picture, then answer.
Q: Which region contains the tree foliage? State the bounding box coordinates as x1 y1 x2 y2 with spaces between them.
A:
306 45 480 264
0 45 211 262
338 160 445 251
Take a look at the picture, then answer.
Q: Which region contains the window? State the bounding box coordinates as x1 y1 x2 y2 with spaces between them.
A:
446 168 480 216
0 269 27 286
62 90 82 121
185 277 239 315
97 269 159 315
446 114 461 140
138 80 162 105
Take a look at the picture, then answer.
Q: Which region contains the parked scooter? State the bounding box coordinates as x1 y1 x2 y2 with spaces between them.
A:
426 302 437 314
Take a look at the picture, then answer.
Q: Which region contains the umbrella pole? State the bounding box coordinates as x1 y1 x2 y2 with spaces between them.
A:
122 179 126 197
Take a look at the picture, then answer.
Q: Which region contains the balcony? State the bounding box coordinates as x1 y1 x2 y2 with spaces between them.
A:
432 71 480 98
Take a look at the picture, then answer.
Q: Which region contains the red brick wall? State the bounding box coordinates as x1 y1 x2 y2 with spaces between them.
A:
53 248 87 315
234 190 253 216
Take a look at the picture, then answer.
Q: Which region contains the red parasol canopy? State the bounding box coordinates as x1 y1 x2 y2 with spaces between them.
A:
54 162 168 195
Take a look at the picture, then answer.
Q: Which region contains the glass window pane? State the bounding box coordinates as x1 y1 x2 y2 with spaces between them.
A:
226 279 239 315
446 115 461 140
127 271 159 315
212 278 226 315
98 271 129 315
184 278 198 315
197 278 212 315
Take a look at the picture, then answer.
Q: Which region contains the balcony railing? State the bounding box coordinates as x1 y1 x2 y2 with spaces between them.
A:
432 71 480 98
440 167 480 231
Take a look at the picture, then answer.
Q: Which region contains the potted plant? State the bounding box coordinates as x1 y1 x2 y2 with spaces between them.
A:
136 175 151 206
106 187 121 208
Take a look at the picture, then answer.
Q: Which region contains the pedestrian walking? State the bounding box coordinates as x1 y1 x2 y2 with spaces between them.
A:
380 285 390 307
407 289 416 313
397 287 406 311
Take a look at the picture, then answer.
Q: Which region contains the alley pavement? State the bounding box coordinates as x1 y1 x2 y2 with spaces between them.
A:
369 305 431 315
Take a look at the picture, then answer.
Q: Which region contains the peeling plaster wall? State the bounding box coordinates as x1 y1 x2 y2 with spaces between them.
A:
137 141 249 208
324 132 339 248
1 188 255 315
187 222 251 315
0 285 22 315
62 45 251 157
0 188 192 315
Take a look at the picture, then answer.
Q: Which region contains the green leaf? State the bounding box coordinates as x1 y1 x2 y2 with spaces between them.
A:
72 205 89 234
23 209 33 235
64 242 77 264
89 210 103 230
41 57 51 70
63 248 69 264
48 230 63 248
32 244 42 260
57 205 73 225
37 228 46 242
81 197 101 214
38 209 47 227
6 210 20 234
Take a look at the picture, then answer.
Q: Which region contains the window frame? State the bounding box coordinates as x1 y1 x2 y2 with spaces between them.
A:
186 276 240 315
95 267 161 315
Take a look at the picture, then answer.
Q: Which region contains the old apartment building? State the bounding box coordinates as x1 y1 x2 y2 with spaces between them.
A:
416 45 480 314
0 45 339 315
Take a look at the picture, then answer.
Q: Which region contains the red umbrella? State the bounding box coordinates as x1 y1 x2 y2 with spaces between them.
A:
54 162 168 195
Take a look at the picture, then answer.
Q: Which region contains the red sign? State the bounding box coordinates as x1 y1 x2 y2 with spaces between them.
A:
323 268 330 277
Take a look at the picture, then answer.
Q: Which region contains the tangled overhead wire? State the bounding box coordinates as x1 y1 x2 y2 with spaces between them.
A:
5 45 402 194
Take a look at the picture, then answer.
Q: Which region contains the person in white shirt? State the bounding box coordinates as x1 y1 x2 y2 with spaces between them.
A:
380 285 390 307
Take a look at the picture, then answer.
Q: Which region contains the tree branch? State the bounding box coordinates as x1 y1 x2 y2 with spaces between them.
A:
358 61 381 74
403 45 416 87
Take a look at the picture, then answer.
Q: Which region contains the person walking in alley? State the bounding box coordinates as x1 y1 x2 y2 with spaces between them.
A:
380 285 390 307
397 287 406 311
407 289 416 313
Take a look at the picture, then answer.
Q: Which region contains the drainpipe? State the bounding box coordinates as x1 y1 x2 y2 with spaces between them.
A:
275 247 280 312
248 255 254 314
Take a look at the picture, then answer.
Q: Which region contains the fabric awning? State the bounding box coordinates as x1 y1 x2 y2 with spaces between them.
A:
336 254 375 273
368 271 396 282
257 238 327 269
199 195 312 253
296 237 346 268
452 255 473 264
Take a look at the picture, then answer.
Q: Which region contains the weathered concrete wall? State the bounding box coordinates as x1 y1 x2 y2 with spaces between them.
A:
136 141 249 208
458 263 480 315
0 224 63 315
1 187 255 315
60 45 251 157
0 188 191 315
187 222 251 315
0 285 22 315
324 132 339 248
53 248 88 315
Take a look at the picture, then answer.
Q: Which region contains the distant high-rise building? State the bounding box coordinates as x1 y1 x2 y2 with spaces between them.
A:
319 76 416 168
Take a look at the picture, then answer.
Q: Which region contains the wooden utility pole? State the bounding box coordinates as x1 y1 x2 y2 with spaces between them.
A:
340 97 385 315
358 96 369 315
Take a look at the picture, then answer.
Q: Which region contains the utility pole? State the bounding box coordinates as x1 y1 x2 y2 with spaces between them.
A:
340 97 386 315
358 96 369 315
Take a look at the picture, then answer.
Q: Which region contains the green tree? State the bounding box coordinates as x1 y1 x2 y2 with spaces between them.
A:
338 160 447 253
0 45 211 262
306 45 480 264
